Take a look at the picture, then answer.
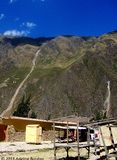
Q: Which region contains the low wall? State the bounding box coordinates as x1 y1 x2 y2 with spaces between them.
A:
0 124 7 141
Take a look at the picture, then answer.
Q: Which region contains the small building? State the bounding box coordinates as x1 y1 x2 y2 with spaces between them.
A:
54 125 97 142
0 116 76 142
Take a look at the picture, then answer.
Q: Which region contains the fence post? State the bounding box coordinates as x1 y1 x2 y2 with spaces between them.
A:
99 126 108 160
53 122 56 160
108 123 117 160
87 126 90 158
77 121 80 160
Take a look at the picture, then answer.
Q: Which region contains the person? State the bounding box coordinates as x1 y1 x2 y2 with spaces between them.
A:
69 129 75 141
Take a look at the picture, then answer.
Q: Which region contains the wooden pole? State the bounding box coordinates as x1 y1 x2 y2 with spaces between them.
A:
93 129 96 155
67 121 69 145
59 128 61 143
99 126 108 160
53 122 56 160
108 123 117 160
93 128 100 156
77 121 80 160
87 126 90 158
66 121 69 158
66 147 69 159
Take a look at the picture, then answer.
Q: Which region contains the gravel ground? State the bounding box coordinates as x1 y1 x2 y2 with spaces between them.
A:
0 141 53 152
0 142 99 160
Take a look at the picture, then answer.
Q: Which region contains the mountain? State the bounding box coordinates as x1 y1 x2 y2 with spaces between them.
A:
0 32 117 120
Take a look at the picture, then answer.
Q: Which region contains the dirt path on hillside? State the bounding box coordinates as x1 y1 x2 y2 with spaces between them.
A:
1 49 41 117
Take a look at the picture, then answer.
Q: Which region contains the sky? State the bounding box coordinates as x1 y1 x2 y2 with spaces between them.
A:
0 0 117 37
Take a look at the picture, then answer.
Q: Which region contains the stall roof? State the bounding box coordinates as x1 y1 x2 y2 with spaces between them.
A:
0 116 77 131
55 125 87 130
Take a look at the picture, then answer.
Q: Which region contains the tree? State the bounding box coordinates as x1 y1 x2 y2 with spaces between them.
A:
13 95 31 117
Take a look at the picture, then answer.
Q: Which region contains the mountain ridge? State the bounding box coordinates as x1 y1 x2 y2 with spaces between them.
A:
0 31 117 120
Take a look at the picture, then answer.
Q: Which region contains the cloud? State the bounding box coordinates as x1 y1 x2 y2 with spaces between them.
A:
32 0 45 2
9 0 17 4
3 30 29 37
0 14 5 20
15 17 20 21
26 22 37 28
22 22 37 29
